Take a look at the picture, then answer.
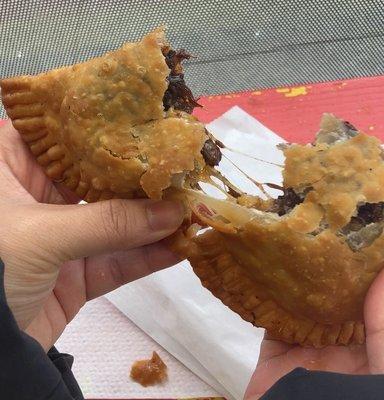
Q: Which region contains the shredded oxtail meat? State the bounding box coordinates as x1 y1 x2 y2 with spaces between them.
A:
162 47 201 114
357 202 384 224
162 48 221 167
270 188 304 216
201 139 222 167
269 187 384 233
344 202 384 232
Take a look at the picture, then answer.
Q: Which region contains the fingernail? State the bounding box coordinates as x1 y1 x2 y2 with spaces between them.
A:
146 201 184 231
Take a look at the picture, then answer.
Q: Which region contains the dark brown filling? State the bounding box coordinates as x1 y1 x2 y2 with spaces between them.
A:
162 47 201 114
343 120 358 132
228 186 242 198
269 188 304 216
270 186 384 235
161 47 222 168
201 139 222 166
344 202 384 232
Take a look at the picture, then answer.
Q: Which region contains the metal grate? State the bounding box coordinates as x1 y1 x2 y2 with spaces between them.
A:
1 0 384 118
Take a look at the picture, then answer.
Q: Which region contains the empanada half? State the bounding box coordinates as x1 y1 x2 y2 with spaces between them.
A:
1 28 220 201
172 114 384 347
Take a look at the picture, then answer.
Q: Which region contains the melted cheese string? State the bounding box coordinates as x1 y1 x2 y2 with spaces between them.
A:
209 168 245 198
222 153 272 198
223 145 284 168
204 131 284 198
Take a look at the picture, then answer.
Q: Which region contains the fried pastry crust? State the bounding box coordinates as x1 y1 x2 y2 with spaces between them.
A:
0 28 207 201
173 228 365 347
283 134 384 230
171 117 384 347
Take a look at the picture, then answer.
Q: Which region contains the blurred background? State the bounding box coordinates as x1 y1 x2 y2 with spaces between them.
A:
1 0 383 118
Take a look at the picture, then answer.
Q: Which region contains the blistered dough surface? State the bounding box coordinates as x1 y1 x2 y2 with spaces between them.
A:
1 28 207 201
283 134 384 230
171 125 384 347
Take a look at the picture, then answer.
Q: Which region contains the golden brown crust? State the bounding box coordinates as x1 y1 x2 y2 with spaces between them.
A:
171 126 384 347
283 134 384 230
174 228 365 348
236 194 273 211
1 28 207 201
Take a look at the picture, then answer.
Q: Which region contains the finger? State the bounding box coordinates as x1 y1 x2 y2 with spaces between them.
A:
51 259 86 325
0 121 78 205
364 267 384 373
50 242 181 325
257 335 293 363
25 293 67 352
244 338 296 399
84 241 182 300
53 182 81 204
0 159 32 203
0 121 48 202
34 199 184 262
244 338 367 399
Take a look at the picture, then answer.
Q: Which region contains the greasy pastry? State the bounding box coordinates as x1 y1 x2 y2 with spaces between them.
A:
0 28 221 201
172 114 384 347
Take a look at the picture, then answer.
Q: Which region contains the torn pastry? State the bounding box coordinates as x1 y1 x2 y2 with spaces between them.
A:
172 114 384 348
0 28 221 201
130 351 168 387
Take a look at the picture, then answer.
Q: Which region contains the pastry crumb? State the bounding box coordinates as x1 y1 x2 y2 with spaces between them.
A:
130 351 168 387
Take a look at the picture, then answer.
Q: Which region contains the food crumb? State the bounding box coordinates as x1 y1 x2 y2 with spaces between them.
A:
130 351 168 387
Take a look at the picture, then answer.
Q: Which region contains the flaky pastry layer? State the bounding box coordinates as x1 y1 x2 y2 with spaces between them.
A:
173 228 365 347
1 28 207 201
171 118 384 347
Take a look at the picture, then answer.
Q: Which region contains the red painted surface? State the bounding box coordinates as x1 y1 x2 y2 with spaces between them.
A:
194 75 384 143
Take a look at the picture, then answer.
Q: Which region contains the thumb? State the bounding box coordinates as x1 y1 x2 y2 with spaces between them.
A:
34 199 185 262
364 267 384 373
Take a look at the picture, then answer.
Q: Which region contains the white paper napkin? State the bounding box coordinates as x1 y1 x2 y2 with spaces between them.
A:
57 296 220 398
106 106 286 400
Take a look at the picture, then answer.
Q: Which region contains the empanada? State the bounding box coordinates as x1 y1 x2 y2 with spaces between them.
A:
172 114 384 347
0 28 221 201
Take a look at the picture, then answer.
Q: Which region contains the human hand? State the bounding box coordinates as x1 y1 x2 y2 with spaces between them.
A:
0 121 184 351
244 267 384 399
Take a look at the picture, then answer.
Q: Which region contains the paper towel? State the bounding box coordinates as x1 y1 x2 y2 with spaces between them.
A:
57 296 220 398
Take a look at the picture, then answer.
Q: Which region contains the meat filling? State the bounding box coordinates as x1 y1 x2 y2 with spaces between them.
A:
161 47 222 167
269 186 384 252
343 120 358 133
201 139 222 166
343 202 384 233
269 188 304 216
270 187 384 230
162 47 201 114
